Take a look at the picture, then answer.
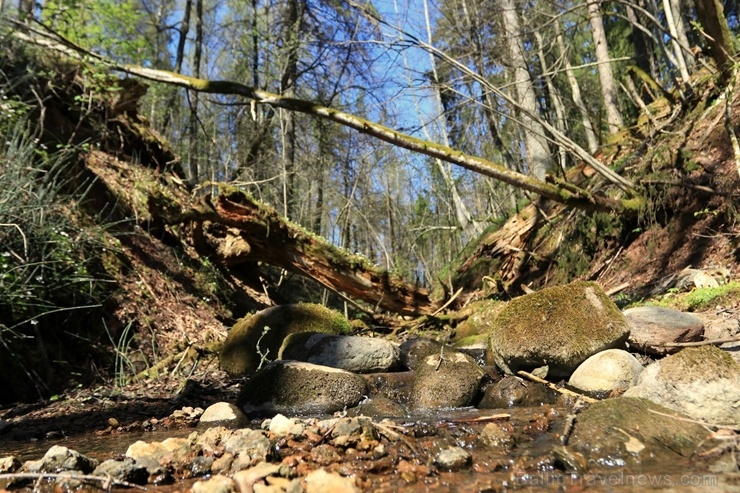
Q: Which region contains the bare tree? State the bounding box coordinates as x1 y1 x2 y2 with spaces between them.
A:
500 0 551 180
587 0 624 134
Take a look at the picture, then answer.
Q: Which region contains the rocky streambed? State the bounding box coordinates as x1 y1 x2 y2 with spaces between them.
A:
1 281 739 492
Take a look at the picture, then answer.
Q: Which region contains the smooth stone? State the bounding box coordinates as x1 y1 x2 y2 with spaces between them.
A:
236 361 367 417
400 337 447 370
92 457 148 485
478 375 558 408
347 397 407 418
191 474 236 493
408 351 485 411
279 332 401 373
304 469 360 493
125 437 195 473
220 303 351 377
568 349 644 393
267 414 305 437
433 446 471 470
198 402 249 429
490 281 630 377
623 345 740 425
570 397 714 472
624 306 704 355
30 445 97 474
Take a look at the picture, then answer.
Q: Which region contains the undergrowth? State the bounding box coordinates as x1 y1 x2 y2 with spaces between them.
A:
0 117 117 403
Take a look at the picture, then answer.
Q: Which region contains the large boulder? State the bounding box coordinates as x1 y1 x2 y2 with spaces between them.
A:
569 397 714 472
220 303 351 377
236 361 367 417
623 306 704 355
623 345 740 425
279 333 400 373
490 281 630 378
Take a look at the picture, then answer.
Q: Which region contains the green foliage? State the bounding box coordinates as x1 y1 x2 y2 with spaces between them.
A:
636 281 740 312
42 0 154 63
0 117 117 402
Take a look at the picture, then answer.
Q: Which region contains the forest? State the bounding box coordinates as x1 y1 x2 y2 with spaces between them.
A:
1 0 740 402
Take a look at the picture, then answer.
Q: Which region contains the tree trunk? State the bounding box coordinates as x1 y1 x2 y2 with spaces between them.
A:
279 0 304 219
662 0 691 87
694 0 736 85
161 0 191 130
188 0 203 184
534 30 568 173
421 0 482 240
500 0 551 180
587 0 624 134
152 188 438 315
555 22 599 153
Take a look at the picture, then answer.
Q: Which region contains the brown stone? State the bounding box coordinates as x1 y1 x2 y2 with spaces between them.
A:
624 306 704 355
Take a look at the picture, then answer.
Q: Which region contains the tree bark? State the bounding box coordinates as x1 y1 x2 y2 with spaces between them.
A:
587 0 624 134
500 0 551 180
151 188 438 316
694 0 736 85
555 22 599 153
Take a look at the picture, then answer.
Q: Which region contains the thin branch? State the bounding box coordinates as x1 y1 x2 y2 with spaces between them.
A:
11 23 641 214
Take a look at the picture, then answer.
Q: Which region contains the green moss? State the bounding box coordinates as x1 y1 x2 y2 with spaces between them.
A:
219 303 351 377
659 345 738 384
632 280 740 311
490 281 630 376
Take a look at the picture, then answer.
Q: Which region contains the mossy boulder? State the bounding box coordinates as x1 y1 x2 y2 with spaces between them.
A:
490 281 630 377
453 299 506 347
219 303 351 377
570 397 713 472
623 345 740 425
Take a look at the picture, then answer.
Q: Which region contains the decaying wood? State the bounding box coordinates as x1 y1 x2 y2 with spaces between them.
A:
151 187 438 316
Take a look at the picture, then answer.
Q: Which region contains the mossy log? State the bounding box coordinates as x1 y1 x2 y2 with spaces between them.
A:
151 187 438 316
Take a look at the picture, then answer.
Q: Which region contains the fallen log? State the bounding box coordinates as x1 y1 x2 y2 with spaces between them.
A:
150 186 438 316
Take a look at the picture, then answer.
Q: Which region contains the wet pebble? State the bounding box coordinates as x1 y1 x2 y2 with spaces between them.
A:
433 446 471 470
92 456 148 484
304 468 360 493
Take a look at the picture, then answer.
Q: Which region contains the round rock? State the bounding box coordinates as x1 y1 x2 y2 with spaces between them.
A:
568 349 644 393
198 402 249 430
236 361 368 417
408 351 485 411
220 303 351 377
279 332 400 373
624 306 704 355
490 281 630 378
623 345 740 425
570 397 711 471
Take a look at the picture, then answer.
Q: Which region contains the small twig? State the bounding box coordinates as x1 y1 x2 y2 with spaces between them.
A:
561 398 589 445
605 282 630 297
517 370 598 403
0 473 148 490
450 413 510 424
431 287 463 316
656 335 740 348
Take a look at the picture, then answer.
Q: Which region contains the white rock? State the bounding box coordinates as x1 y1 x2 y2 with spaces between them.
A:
568 349 644 392
199 402 249 429
304 469 360 493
